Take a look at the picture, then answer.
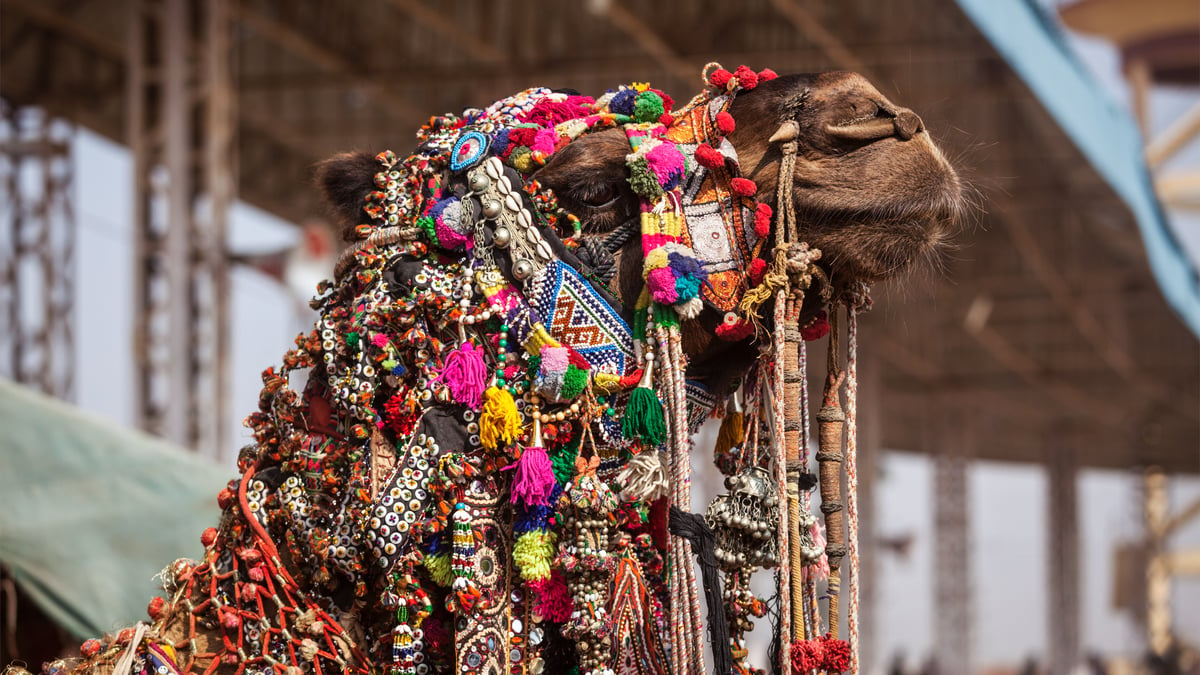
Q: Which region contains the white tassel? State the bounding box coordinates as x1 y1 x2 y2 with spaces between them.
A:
618 450 669 502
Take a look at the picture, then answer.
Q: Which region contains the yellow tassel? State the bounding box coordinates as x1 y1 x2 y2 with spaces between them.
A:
480 386 521 450
714 411 745 457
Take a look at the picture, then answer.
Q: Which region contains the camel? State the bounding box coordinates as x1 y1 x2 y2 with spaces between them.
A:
13 65 963 675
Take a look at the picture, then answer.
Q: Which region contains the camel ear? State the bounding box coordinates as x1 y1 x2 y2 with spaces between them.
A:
315 151 379 242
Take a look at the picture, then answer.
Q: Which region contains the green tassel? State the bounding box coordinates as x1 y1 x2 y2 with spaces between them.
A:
622 386 666 446
422 551 453 587
551 436 580 487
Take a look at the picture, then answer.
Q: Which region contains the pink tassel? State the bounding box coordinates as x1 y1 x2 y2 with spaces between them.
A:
509 445 555 507
530 571 573 622
436 341 487 408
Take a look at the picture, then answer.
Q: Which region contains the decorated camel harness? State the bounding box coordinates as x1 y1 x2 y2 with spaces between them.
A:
20 63 962 675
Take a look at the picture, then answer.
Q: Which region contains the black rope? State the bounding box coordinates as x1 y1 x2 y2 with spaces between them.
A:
670 506 734 675
573 237 616 285
602 216 639 253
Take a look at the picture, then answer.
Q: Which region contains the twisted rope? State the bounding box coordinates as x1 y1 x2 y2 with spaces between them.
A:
770 290 792 673
845 298 864 673
658 319 705 674
818 310 846 641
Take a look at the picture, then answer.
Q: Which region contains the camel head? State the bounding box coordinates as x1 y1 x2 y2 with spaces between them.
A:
533 70 964 299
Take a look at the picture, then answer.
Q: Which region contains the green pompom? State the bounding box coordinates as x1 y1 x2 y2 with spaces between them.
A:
416 215 439 246
345 331 360 346
626 156 663 201
622 386 666 446
560 365 588 399
633 91 665 123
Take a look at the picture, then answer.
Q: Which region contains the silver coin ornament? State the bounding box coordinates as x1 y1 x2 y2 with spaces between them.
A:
705 466 781 570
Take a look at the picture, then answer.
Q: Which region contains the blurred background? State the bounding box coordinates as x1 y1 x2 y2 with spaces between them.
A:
1 0 1198 673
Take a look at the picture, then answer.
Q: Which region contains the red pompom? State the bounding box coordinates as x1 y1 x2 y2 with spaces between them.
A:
217 487 236 510
147 596 168 621
734 65 759 90
715 315 755 341
801 311 830 341
790 639 821 673
748 258 768 286
715 111 736 136
200 527 219 548
730 177 758 197
759 68 778 81
821 636 852 672
565 347 591 370
709 68 733 89
754 203 772 238
80 639 103 658
658 112 674 126
694 144 725 169
656 89 675 112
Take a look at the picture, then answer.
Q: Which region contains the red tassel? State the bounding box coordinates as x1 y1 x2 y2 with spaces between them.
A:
759 68 778 81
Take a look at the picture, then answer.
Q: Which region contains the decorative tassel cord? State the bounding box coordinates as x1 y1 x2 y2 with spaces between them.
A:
770 291 792 675
817 312 847 643
669 506 733 675
845 305 860 674
783 295 806 643
658 320 704 674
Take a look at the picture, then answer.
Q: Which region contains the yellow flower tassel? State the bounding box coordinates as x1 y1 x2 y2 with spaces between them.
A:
480 385 521 450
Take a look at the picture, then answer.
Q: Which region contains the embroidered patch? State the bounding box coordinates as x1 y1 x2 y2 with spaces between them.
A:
450 131 490 171
528 260 634 377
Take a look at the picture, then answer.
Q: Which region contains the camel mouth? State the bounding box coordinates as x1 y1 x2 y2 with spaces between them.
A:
802 176 966 284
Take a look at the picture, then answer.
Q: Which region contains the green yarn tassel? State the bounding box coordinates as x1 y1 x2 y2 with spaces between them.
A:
422 551 453 587
622 386 666 446
551 436 580 487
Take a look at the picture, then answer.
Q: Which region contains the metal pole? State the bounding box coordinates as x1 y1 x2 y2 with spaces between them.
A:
161 0 192 447
1047 446 1080 675
933 401 971 675
201 0 233 459
1144 466 1170 657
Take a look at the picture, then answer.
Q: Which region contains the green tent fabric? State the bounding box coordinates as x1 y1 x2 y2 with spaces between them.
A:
0 378 232 640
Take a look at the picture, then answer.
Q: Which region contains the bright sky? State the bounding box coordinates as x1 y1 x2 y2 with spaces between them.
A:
50 10 1200 672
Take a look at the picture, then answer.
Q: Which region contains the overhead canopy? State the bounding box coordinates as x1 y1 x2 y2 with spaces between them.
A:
957 0 1200 340
1 0 1196 470
0 379 230 639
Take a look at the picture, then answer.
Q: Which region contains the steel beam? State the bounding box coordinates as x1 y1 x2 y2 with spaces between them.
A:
1047 446 1080 674
0 103 75 398
128 0 233 457
932 404 972 675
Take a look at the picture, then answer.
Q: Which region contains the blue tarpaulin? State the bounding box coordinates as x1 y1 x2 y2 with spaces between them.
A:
0 378 231 639
954 0 1200 338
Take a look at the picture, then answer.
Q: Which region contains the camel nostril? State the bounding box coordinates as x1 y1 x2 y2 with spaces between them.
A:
894 110 923 140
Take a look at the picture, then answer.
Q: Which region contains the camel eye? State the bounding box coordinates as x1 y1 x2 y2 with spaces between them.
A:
579 184 620 209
